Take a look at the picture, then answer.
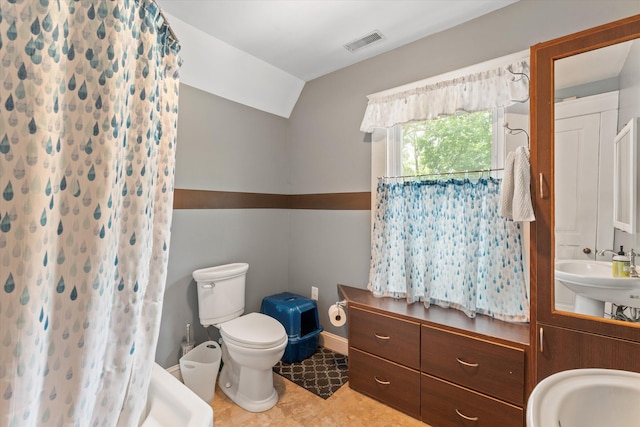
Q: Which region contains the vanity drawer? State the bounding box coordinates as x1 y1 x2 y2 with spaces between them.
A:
421 325 525 406
349 306 420 369
421 374 524 427
349 347 421 419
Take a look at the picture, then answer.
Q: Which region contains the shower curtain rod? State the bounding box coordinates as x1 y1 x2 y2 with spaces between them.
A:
379 167 505 181
160 12 177 42
153 1 179 43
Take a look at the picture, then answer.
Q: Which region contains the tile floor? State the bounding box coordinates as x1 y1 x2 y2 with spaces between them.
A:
211 373 428 426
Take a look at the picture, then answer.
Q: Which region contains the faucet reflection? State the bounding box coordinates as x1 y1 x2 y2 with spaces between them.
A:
597 249 617 257
628 249 638 278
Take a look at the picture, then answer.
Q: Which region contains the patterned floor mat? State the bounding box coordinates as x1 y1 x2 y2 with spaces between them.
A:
273 347 349 399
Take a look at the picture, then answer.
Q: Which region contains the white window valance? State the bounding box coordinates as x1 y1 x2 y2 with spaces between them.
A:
360 51 529 133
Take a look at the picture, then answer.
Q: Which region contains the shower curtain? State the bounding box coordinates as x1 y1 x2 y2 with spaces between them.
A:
369 178 529 322
0 1 180 426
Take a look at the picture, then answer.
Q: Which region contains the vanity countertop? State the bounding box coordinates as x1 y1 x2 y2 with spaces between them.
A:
338 284 529 346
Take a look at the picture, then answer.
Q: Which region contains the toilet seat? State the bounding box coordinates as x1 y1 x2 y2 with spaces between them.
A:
220 312 287 349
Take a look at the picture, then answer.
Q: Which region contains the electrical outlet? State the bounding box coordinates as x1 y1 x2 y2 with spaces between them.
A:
311 286 319 301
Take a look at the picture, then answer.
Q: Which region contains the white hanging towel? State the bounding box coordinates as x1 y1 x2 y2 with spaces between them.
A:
499 146 535 222
499 151 515 219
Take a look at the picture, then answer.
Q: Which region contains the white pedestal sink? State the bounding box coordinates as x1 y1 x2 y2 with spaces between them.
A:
527 368 640 427
555 260 640 317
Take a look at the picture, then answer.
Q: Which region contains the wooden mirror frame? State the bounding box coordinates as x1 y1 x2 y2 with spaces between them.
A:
530 14 640 347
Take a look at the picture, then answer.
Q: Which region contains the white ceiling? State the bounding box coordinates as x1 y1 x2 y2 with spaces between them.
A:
157 0 521 117
157 0 519 82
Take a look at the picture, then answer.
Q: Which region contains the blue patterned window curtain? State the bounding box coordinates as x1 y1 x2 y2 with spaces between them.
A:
0 1 181 426
369 178 529 322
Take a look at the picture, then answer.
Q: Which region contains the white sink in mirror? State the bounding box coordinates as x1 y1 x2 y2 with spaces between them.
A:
527 368 640 427
554 260 640 316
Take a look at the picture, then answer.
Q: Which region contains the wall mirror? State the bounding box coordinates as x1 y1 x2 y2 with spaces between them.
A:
613 117 638 234
531 14 640 336
553 38 640 321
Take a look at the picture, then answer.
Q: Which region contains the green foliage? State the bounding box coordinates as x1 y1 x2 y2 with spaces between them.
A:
402 111 493 177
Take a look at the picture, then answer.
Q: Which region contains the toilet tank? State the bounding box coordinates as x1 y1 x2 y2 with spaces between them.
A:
192 263 249 327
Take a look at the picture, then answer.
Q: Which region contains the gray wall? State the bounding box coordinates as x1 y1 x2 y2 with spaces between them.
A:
618 39 640 134
157 85 290 367
287 0 640 338
157 0 640 367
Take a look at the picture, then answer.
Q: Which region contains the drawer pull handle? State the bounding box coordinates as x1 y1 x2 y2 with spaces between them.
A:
373 333 390 340
374 376 390 385
455 409 479 422
456 357 479 368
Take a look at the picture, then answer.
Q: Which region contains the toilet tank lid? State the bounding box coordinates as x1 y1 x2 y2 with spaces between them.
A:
220 313 286 347
193 263 249 281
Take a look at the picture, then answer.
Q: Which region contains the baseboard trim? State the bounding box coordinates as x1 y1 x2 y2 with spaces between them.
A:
318 331 348 356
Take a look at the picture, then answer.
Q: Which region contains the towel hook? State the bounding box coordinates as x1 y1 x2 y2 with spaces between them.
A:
507 66 530 103
503 123 530 148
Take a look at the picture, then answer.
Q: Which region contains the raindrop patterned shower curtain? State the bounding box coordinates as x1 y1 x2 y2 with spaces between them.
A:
0 1 180 426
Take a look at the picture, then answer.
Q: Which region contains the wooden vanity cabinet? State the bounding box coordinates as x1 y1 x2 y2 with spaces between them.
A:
536 324 640 381
340 285 529 426
421 325 525 406
421 326 525 426
349 348 421 418
348 306 421 418
349 306 420 369
421 374 523 427
348 307 420 418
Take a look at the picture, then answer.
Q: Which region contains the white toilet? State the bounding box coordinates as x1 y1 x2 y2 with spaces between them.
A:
192 263 287 412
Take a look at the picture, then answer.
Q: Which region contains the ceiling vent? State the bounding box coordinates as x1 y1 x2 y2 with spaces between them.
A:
344 30 384 53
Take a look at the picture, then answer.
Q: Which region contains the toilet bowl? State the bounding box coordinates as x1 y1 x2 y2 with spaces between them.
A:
217 313 287 411
193 263 288 412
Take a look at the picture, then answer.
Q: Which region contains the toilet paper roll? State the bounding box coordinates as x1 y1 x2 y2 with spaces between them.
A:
328 304 346 327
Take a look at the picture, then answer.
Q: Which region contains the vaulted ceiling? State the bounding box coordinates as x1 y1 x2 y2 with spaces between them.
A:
157 0 520 117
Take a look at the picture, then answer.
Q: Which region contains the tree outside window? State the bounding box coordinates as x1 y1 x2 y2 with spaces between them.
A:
401 110 493 178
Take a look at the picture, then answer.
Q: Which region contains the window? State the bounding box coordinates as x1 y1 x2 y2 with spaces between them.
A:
365 52 531 322
369 107 530 322
386 109 505 179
